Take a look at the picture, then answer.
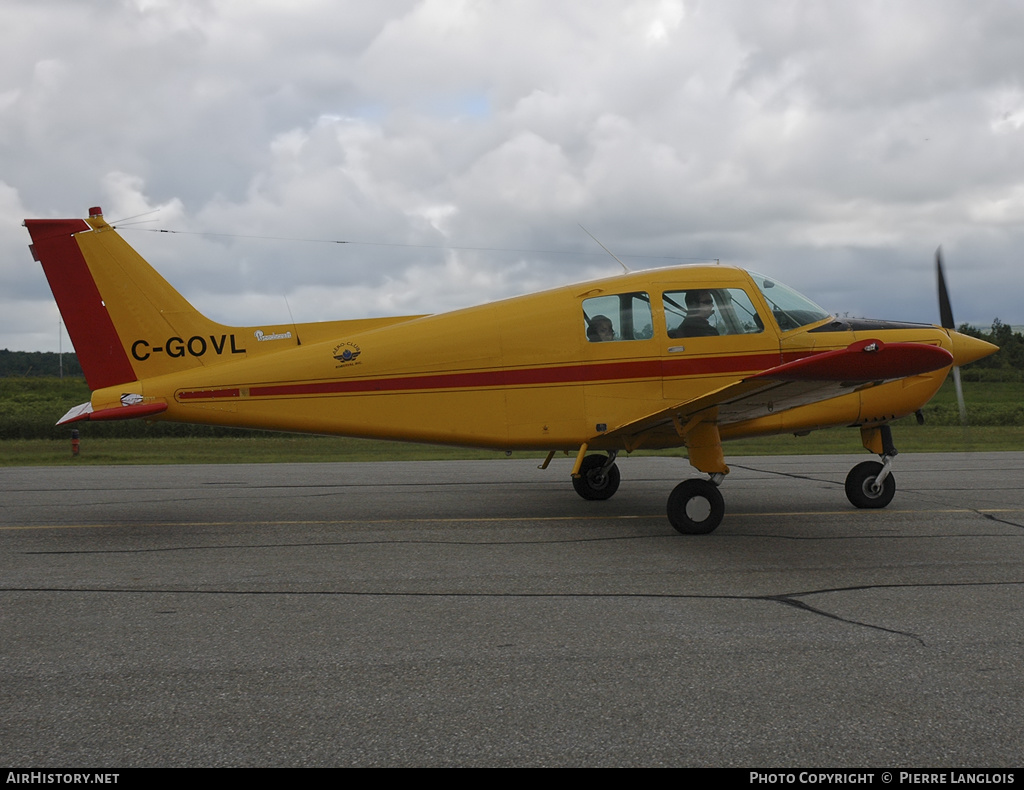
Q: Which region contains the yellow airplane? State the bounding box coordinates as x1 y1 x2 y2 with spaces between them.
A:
25 207 997 534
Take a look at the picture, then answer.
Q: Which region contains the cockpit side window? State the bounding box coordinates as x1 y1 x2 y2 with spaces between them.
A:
583 292 654 342
748 272 831 331
664 288 765 339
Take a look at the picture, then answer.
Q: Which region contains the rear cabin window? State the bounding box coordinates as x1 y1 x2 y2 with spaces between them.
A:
663 288 764 339
583 292 654 343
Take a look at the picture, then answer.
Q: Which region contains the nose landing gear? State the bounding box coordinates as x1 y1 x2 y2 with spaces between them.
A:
845 460 896 508
846 424 898 509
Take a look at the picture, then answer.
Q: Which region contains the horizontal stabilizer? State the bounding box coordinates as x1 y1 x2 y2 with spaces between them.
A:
57 400 168 425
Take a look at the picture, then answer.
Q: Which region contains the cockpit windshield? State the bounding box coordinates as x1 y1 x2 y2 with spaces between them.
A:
749 272 832 331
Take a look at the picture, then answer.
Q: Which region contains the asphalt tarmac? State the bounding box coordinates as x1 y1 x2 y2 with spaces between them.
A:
2 453 1023 767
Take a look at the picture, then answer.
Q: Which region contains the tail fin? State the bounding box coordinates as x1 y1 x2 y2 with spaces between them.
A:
26 207 254 389
26 211 135 390
26 207 428 392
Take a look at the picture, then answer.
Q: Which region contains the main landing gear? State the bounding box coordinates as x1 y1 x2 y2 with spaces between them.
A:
845 425 898 509
571 451 726 533
572 452 621 500
667 474 725 534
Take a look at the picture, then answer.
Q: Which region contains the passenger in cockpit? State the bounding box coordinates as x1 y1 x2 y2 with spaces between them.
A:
587 314 616 342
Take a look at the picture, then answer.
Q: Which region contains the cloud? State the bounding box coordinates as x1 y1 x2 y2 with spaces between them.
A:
3 0 1023 352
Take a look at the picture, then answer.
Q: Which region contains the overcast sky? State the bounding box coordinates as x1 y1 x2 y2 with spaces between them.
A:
3 0 1023 353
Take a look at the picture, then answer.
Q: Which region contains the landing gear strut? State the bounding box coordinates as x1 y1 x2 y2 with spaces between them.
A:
845 425 897 509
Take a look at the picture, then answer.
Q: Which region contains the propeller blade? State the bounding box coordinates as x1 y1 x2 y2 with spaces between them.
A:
936 246 968 424
951 365 967 424
936 246 955 329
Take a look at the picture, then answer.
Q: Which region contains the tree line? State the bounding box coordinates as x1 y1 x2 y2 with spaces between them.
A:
0 349 82 378
3 321 1022 381
957 320 1024 381
6 320 1023 382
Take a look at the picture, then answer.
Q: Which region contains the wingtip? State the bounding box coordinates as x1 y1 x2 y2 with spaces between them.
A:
56 402 94 425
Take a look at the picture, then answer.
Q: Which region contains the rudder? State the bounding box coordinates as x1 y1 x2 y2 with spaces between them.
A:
25 212 137 390
26 207 240 389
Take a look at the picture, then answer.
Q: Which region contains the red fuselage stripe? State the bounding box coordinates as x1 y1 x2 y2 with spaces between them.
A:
178 352 784 400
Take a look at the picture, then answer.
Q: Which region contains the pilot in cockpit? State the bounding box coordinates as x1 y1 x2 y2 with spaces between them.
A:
669 290 718 338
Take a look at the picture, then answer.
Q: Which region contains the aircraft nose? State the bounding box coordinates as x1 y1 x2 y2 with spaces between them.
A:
948 330 999 367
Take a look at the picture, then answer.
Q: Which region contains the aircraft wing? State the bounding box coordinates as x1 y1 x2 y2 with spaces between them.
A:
602 339 954 448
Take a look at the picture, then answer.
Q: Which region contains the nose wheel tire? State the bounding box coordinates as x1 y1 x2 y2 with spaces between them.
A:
572 454 621 500
845 461 896 509
667 479 725 534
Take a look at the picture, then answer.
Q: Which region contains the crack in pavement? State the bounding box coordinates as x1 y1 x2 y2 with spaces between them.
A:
731 462 839 486
980 512 1024 529
6 579 1022 646
760 594 925 645
734 462 1024 530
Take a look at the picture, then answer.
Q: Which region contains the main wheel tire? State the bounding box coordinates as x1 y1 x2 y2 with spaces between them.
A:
572 454 621 500
845 461 896 509
667 479 725 534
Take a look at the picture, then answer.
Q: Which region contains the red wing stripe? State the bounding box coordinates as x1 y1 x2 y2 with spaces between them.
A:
755 340 952 382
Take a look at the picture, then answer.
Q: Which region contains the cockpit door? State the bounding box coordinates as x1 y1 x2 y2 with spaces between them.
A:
657 283 781 403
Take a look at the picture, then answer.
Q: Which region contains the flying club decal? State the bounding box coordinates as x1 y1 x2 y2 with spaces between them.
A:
333 342 361 366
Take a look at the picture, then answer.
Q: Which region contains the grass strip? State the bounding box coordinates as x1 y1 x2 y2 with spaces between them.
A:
4 425 1023 467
